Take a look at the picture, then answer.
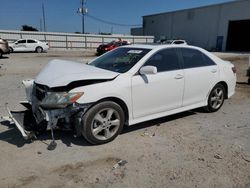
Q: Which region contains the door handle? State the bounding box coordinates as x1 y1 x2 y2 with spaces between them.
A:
175 74 184 79
211 69 217 73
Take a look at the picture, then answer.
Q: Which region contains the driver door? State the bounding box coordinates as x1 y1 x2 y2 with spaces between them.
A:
131 48 184 118
14 39 27 51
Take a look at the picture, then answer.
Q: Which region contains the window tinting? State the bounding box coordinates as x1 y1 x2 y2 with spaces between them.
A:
144 48 180 72
17 40 26 44
181 48 215 69
174 41 184 44
27 40 36 43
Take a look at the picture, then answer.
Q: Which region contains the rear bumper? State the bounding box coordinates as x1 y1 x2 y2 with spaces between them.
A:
96 48 107 55
1 48 10 54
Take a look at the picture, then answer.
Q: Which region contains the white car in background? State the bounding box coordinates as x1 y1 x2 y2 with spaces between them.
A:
9 39 49 53
164 40 187 45
9 44 236 146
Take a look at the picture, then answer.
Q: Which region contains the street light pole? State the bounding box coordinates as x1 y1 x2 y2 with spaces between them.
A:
82 0 84 34
78 0 87 34
42 2 46 32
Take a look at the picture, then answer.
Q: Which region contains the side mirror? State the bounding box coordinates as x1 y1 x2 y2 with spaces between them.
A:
15 42 18 44
139 66 157 75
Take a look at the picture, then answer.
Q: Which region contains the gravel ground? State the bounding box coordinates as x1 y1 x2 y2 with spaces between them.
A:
0 50 249 188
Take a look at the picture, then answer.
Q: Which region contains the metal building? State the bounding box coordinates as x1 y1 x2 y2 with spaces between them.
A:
132 0 250 51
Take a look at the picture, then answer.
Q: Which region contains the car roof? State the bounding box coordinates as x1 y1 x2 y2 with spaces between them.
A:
17 39 39 41
121 44 196 50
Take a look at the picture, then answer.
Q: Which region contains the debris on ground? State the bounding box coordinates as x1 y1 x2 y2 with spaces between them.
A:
141 125 160 137
237 124 248 129
112 160 128 170
214 154 223 160
198 158 205 161
238 146 250 162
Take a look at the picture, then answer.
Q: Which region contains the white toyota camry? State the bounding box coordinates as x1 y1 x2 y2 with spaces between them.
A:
9 44 236 146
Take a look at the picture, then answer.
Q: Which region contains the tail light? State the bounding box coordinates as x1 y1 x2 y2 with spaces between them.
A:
232 67 236 74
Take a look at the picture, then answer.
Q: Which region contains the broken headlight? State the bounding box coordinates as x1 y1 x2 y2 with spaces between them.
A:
40 92 84 109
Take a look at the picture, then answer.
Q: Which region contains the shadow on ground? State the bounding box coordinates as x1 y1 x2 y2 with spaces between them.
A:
0 110 197 149
0 56 9 59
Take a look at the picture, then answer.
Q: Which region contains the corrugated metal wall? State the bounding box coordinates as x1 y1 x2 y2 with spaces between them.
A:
142 0 250 51
0 30 154 49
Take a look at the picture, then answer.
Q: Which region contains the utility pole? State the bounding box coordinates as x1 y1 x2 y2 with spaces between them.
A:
77 0 87 34
42 2 47 32
40 18 42 31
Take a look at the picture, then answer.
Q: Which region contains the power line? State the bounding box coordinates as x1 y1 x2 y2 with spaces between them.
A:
86 14 141 27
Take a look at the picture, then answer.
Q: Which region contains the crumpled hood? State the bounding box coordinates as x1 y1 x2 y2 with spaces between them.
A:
35 59 119 88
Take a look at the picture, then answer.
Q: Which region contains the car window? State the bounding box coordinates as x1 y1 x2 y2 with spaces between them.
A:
181 48 215 69
90 48 151 73
174 41 184 44
144 48 180 72
17 40 26 44
27 40 37 43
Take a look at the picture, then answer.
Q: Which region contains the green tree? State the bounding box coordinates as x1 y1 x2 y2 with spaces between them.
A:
21 25 38 31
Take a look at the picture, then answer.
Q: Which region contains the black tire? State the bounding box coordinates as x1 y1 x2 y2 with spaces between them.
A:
248 78 250 85
9 47 13 53
0 50 2 58
36 46 43 53
204 83 225 112
82 101 125 145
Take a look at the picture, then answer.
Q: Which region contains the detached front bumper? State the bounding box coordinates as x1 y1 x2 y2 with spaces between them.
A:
6 106 36 140
7 102 90 140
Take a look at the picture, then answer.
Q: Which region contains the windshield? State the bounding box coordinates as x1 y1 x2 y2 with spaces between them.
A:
90 47 151 73
165 40 173 44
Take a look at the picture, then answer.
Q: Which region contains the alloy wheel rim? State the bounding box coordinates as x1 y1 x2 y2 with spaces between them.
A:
91 108 120 140
210 88 224 109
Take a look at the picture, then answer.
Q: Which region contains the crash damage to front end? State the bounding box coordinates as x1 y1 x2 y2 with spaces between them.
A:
8 79 90 141
7 59 119 147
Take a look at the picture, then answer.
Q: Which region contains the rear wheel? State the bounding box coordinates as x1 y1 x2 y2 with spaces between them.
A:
248 78 250 85
82 101 125 145
36 46 43 53
204 84 225 112
0 50 2 57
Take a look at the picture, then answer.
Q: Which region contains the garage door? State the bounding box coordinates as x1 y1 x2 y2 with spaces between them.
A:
226 20 250 52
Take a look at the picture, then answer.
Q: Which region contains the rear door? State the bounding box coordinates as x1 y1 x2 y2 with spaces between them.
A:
180 48 219 106
27 39 37 51
132 48 184 118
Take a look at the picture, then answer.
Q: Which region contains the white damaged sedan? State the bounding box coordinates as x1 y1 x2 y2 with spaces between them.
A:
8 45 236 146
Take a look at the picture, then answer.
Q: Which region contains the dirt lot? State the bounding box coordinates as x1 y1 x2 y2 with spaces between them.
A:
0 50 249 188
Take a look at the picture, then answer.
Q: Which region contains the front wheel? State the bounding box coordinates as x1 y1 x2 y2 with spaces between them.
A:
36 46 43 53
204 84 225 112
81 101 125 145
9 47 13 53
